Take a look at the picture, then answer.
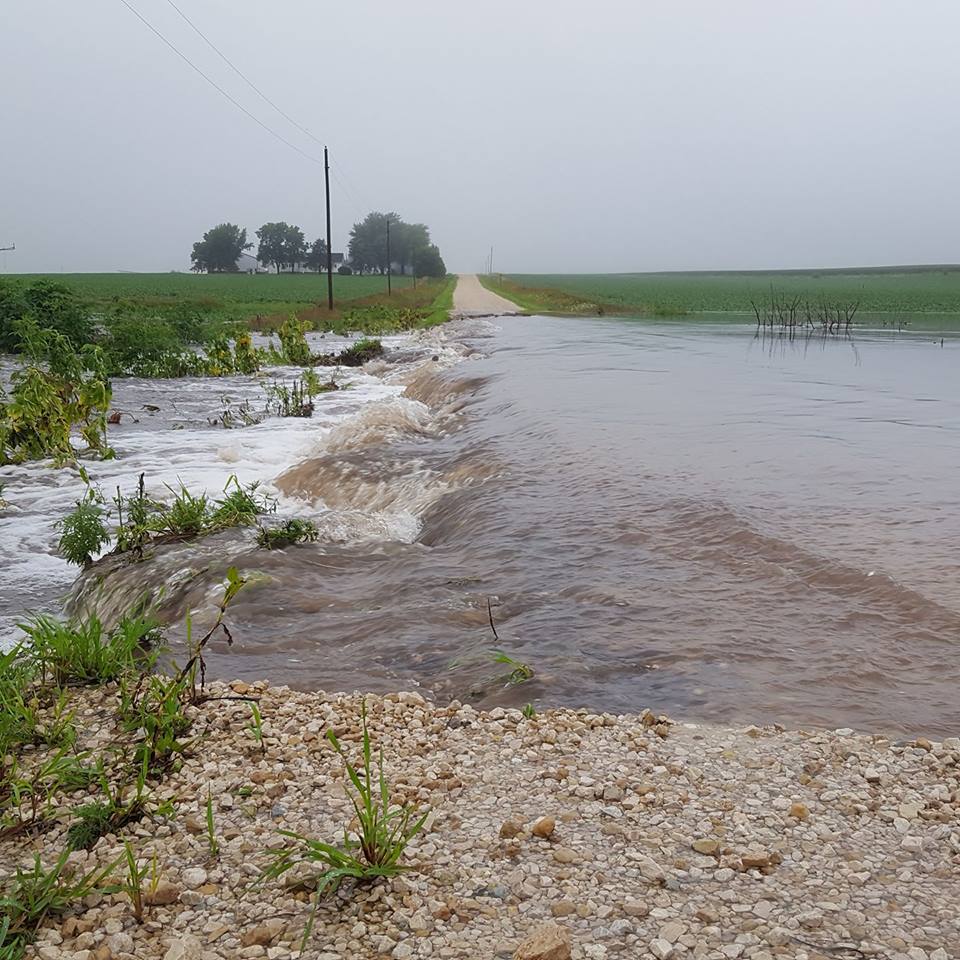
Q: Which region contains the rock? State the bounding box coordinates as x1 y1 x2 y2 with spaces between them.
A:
94 947 113 960
864 767 881 783
695 907 719 923
691 838 720 856
899 802 921 820
551 900 577 917
623 900 649 918
788 802 809 820
500 820 524 839
532 816 556 839
658 921 685 944
552 847 578 864
241 926 274 947
650 939 674 960
513 922 572 960
637 856 666 883
182 867 208 889
740 851 771 870
145 880 181 906
184 816 204 834
163 936 203 960
106 933 133 954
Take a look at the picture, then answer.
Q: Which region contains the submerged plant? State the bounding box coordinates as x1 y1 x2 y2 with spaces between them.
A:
256 518 319 550
277 314 311 366
491 650 534 685
261 702 428 948
56 490 110 568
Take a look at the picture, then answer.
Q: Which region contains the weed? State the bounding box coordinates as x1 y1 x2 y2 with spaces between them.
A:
255 519 319 550
266 379 314 418
491 650 534 685
247 702 264 751
261 702 427 948
151 482 211 539
522 703 536 719
209 476 276 529
56 490 110 568
177 567 247 700
233 332 259 374
277 314 311 365
205 790 219 858
117 673 192 774
113 473 155 558
19 612 157 687
119 842 149 921
0 849 117 958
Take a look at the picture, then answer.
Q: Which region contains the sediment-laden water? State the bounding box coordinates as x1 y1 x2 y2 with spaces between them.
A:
2 318 958 735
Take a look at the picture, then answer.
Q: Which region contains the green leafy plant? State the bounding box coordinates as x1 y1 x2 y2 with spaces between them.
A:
277 314 311 365
151 482 211 539
266 379 314 418
522 703 536 719
232 331 260 374
0 322 112 467
491 650 534 685
19 612 158 687
0 849 117 958
56 489 110 568
255 519 319 550
114 473 155 558
261 702 428 948
118 842 149 921
117 672 192 774
314 337 383 368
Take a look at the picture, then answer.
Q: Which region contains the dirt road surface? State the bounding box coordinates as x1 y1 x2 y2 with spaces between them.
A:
451 273 521 317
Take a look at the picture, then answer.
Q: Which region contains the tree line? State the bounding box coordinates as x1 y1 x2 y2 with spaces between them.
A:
190 214 446 278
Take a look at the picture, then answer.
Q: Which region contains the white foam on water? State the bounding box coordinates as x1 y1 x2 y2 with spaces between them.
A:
0 360 406 646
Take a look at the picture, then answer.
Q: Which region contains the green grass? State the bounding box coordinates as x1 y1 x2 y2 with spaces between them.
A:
5 273 413 323
482 266 960 328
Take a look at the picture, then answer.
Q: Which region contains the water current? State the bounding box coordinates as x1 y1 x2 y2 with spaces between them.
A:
2 317 958 736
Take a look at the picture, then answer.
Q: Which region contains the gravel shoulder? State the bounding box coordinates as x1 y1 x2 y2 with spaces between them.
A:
6 683 959 960
451 274 522 317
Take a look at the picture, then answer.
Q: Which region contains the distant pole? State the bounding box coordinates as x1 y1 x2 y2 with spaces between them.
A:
324 147 334 309
489 245 494 275
386 218 392 295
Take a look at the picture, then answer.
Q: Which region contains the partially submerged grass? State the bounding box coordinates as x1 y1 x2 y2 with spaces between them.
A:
256 518 319 550
491 649 534 685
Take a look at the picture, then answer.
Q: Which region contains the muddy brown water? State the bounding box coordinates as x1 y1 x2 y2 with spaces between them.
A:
13 317 960 736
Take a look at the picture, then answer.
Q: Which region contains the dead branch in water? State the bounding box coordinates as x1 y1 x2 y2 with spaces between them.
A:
486 597 500 642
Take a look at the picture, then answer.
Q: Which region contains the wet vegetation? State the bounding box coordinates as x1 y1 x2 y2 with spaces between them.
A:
256 518 319 550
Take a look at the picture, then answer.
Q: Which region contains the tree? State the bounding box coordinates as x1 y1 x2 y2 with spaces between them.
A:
190 223 250 273
304 237 328 272
256 222 306 273
283 225 306 271
391 222 430 275
347 211 397 274
413 243 446 279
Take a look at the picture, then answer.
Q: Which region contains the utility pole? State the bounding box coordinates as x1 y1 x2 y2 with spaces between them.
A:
323 148 333 310
385 217 392 295
489 245 494 275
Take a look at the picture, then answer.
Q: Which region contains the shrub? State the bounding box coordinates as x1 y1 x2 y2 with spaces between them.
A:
337 265 352 276
233 332 259 374
57 491 110 568
277 314 311 365
0 323 112 466
314 338 383 368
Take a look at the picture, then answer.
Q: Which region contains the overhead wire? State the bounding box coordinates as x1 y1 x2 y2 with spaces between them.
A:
162 0 327 152
117 0 324 167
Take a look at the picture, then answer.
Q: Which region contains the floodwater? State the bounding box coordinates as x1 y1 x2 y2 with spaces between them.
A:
2 318 959 736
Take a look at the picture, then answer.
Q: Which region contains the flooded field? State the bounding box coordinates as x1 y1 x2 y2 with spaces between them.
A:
2 318 958 736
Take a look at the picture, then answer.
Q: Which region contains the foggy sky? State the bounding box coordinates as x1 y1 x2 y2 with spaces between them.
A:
4 0 960 274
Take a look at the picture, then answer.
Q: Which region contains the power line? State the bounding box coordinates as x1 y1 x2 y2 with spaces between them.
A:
117 0 323 167
162 0 327 152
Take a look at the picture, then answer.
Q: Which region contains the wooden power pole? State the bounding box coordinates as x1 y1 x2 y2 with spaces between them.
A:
386 217 392 295
324 148 333 310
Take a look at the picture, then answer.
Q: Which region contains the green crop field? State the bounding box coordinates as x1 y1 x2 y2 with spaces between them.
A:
489 267 960 325
4 272 413 324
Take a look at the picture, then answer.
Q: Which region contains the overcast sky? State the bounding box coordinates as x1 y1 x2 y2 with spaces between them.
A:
4 0 960 273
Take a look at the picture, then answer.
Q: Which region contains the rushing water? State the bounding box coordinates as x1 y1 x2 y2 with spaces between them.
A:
2 318 959 736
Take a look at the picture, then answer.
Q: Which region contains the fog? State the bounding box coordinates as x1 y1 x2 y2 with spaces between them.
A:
4 0 960 273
